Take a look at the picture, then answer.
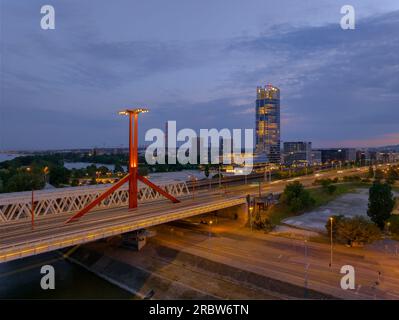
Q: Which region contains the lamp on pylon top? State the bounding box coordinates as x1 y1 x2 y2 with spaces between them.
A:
118 108 149 116
118 107 149 209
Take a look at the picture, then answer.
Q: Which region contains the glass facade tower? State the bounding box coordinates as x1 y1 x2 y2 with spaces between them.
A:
255 84 281 164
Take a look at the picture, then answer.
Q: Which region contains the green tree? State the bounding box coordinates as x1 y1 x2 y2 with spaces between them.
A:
98 166 109 175
114 163 124 173
49 166 71 187
387 167 399 183
280 181 315 212
5 172 45 192
367 182 395 229
335 216 381 245
374 169 384 181
86 164 98 178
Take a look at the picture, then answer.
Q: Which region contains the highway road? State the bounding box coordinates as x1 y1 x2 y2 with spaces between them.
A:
0 166 379 263
151 218 399 300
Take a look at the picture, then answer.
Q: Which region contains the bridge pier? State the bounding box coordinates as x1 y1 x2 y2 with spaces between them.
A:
214 203 248 225
121 229 147 251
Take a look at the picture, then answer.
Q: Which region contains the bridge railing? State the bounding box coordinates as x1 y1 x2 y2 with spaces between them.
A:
0 180 189 224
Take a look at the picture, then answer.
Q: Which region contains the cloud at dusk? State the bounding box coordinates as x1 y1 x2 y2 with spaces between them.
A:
1 0 398 150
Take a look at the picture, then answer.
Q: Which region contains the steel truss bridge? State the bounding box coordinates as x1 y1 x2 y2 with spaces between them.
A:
0 180 190 224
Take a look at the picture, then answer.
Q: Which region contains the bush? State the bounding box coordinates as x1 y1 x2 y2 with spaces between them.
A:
334 216 381 245
343 175 361 182
313 178 334 186
5 172 45 192
388 215 399 235
280 181 315 212
253 212 274 232
314 178 337 194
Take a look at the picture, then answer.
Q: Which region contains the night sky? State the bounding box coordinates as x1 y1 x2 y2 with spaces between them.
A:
1 0 398 150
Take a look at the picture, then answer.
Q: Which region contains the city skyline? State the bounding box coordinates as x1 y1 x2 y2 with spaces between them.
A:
1 1 399 151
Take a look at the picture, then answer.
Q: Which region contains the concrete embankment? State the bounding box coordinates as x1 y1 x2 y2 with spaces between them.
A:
65 240 335 300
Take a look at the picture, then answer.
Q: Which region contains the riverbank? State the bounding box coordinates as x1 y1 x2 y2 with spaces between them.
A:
64 228 335 300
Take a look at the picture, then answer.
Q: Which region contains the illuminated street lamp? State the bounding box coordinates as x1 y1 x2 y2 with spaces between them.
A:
386 221 391 234
329 216 334 268
118 108 149 209
249 206 254 231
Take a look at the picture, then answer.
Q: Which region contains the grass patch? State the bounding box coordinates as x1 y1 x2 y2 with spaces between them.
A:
309 183 358 207
265 183 363 226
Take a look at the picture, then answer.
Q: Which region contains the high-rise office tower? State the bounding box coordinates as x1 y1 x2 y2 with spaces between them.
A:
255 84 281 164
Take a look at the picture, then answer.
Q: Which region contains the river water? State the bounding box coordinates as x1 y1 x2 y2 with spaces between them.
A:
0 252 133 299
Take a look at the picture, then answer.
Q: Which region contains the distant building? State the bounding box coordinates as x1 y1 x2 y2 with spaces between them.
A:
318 148 356 164
311 150 322 165
283 142 312 166
356 150 367 164
255 84 281 164
377 152 399 163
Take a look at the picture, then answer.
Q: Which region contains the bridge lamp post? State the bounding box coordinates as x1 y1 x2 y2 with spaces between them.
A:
26 167 35 230
119 108 149 209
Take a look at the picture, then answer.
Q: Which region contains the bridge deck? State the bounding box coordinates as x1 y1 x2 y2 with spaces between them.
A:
0 194 246 263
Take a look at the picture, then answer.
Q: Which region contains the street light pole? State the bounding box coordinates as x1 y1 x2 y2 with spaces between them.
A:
329 217 333 268
304 239 308 298
31 186 35 230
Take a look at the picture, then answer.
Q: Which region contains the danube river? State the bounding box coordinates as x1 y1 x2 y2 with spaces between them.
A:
0 252 133 299
0 153 20 163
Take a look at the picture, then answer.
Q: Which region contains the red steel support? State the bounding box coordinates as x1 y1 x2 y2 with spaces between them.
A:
66 173 131 223
128 113 137 209
138 175 180 203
